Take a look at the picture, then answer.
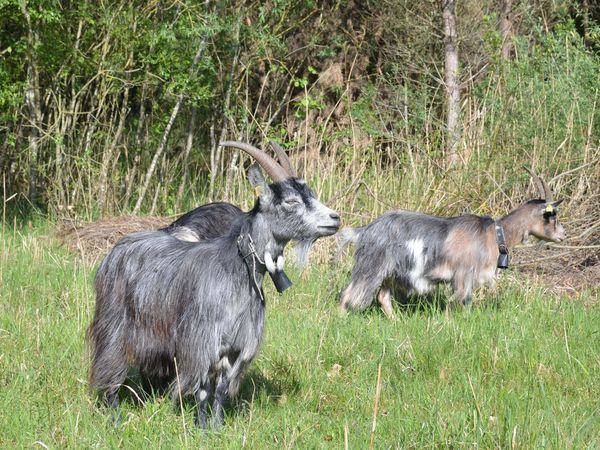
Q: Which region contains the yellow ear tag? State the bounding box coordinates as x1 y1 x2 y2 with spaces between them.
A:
545 204 554 213
254 185 262 198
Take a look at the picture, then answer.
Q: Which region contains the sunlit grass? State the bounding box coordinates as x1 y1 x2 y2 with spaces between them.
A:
0 225 598 448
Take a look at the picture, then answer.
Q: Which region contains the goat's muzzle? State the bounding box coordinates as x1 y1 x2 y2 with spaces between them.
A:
317 213 341 236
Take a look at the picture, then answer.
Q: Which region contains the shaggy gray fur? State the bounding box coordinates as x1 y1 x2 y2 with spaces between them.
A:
161 202 243 241
89 165 340 429
339 211 476 309
161 176 315 270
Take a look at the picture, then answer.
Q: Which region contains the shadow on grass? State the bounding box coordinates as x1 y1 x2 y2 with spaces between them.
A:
99 361 301 423
347 285 504 318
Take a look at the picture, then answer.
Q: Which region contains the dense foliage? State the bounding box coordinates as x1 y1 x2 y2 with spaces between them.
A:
1 0 599 218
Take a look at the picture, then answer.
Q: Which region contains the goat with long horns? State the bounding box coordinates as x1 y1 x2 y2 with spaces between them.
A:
88 141 340 428
159 142 315 274
338 168 565 318
160 141 294 243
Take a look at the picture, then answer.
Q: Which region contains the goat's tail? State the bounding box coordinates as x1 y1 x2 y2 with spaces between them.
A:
335 227 363 258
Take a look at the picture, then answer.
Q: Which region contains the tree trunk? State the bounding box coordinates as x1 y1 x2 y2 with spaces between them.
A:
98 18 136 216
500 0 513 61
175 107 197 212
442 0 461 165
20 0 43 203
209 15 242 202
97 86 130 215
582 0 590 46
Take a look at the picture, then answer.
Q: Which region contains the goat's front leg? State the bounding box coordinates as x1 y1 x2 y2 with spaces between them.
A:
462 293 473 308
450 269 474 311
211 369 230 430
194 378 212 429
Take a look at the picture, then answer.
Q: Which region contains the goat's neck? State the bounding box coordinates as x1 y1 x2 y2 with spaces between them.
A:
499 208 532 248
239 215 288 273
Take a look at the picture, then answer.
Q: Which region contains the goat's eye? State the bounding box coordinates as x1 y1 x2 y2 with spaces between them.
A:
284 198 302 207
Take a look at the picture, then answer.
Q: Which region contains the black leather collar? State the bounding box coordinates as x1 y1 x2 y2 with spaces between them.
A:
494 219 509 269
236 234 292 295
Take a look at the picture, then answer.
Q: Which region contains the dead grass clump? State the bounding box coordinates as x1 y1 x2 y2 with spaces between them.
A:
57 215 171 264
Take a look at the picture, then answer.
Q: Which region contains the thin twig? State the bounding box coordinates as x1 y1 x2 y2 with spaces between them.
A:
514 252 574 266
173 356 188 446
344 422 349 450
553 244 600 250
369 355 384 450
549 156 600 184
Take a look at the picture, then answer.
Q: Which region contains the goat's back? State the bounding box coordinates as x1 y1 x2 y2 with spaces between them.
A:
161 202 243 239
350 210 494 288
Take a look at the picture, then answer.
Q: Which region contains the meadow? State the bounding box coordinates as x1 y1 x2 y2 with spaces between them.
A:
1 221 598 449
2 4 599 446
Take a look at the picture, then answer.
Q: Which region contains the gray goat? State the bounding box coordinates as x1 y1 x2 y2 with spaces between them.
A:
160 142 316 269
88 141 340 429
339 169 565 318
160 141 293 243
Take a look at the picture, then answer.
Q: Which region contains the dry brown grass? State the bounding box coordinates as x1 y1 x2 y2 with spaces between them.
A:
57 215 171 265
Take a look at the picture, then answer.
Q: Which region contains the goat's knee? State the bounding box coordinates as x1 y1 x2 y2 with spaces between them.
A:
338 279 378 313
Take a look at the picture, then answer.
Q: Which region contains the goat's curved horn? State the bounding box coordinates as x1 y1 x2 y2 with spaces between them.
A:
269 140 297 177
523 166 552 201
540 177 553 202
220 141 289 183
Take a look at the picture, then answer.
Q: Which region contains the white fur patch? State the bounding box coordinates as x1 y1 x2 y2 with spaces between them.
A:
276 255 285 271
199 390 208 401
216 356 231 372
264 252 276 273
169 227 200 242
407 238 431 294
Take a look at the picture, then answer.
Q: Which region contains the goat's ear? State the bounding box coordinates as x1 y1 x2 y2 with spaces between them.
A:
248 163 272 200
540 199 563 216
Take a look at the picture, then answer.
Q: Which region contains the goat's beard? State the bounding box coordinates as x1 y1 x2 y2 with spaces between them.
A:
292 238 314 269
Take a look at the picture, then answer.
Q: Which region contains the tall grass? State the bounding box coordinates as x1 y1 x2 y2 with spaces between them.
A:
1 223 598 448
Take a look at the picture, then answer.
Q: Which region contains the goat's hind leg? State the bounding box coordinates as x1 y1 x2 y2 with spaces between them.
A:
95 367 127 425
377 280 396 319
90 348 127 422
339 275 384 315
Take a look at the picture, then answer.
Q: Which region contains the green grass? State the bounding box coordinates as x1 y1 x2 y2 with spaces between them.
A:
1 225 599 448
